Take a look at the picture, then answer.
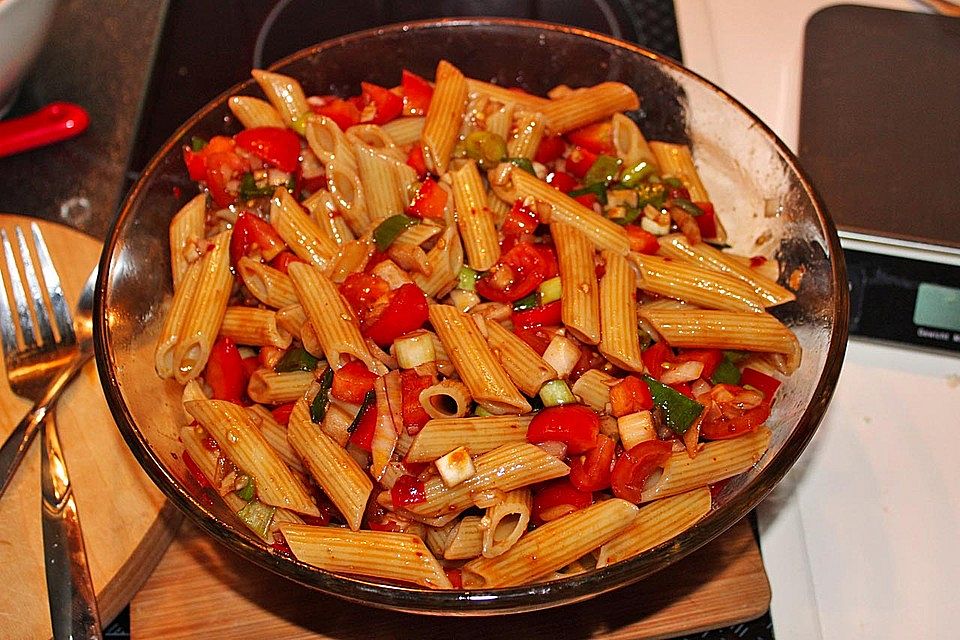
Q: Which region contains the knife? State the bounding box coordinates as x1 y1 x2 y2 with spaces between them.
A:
40 411 103 640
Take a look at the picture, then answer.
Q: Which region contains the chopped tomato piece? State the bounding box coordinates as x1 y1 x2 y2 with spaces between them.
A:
564 145 598 179
642 341 673 378
269 250 305 274
406 144 428 179
234 126 301 172
182 451 212 490
475 242 551 303
740 367 782 400
532 243 559 279
445 569 463 589
339 272 390 319
183 147 207 181
401 70 433 116
230 211 286 265
546 170 578 193
500 200 540 240
390 474 427 507
360 82 403 125
534 134 567 164
566 121 615 155
204 337 248 405
610 439 673 503
526 404 600 455
407 177 447 219
573 192 598 209
569 434 616 492
348 402 378 451
673 349 724 380
513 327 552 355
270 402 296 426
700 384 772 440
624 224 660 254
201 140 249 207
532 479 593 523
310 96 361 130
512 300 562 330
400 369 433 432
693 201 718 239
331 360 378 404
608 375 653 417
363 283 429 346
669 381 695 399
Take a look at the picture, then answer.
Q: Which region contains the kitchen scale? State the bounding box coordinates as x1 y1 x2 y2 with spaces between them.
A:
799 4 960 354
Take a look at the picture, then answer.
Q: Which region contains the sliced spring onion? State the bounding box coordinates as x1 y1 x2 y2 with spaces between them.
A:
190 136 208 151
512 291 540 311
538 276 562 305
458 266 479 291
583 155 621 186
373 214 419 252
394 331 437 369
642 375 704 435
474 405 493 417
235 475 256 502
274 347 319 373
670 197 703 217
568 182 608 206
237 500 276 541
461 131 507 169
711 355 742 385
662 176 684 188
506 157 536 175
346 389 376 434
239 173 275 200
612 207 643 226
635 182 666 209
619 160 656 187
539 379 577 407
310 366 334 423
541 334 580 379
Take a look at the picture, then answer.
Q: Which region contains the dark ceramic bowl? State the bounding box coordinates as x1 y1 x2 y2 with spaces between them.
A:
94 19 848 615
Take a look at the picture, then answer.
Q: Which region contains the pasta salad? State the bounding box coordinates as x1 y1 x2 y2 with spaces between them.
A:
156 60 801 590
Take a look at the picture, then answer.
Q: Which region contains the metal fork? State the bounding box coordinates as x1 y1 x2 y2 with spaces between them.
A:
0 224 102 639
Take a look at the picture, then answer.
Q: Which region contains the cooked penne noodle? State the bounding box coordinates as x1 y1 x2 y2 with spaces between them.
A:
251 69 310 131
598 250 645 372
405 415 531 462
503 166 630 254
477 316 556 396
219 306 291 348
658 234 796 307
442 515 485 560
641 428 771 502
403 443 568 522
155 255 202 379
508 111 546 159
388 223 441 276
245 404 305 473
287 262 386 374
421 60 468 174
168 194 206 289
228 95 285 129
482 489 531 558
552 221 601 344
286 390 373 531
327 238 374 284
418 379 473 420
540 82 639 134
461 498 639 588
184 398 319 517
354 142 407 223
381 116 426 146
326 147 371 233
172 231 233 383
237 256 299 309
413 226 463 298
301 189 355 246
465 77 552 111
270 187 338 269
247 368 314 404
596 488 712 567
346 124 407 163
451 160 501 271
639 307 802 371
275 304 307 339
370 373 399 480
305 115 350 164
649 142 710 202
571 369 617 413
428 304 530 415
483 101 514 141
280 524 452 589
611 112 658 170
629 253 767 313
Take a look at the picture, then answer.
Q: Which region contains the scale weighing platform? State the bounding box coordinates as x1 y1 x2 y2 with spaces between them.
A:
799 4 960 354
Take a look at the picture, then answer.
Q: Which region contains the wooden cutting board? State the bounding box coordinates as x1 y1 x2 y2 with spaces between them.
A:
0 215 180 639
132 518 769 638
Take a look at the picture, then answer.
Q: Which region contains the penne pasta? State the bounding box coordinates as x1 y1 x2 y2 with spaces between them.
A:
354 142 407 223
571 369 617 413
237 256 299 309
465 77 552 111
418 379 473 421
251 69 310 132
611 112 658 171
630 253 767 313
413 225 463 298
421 60 468 174
228 95 285 129
381 116 426 146
540 82 639 134
247 368 314 404
168 194 206 289
270 187 338 269
508 111 546 160
219 306 291 348
477 316 556 396
649 142 710 203
482 488 532 558
598 250 645 372
405 415 531 462
552 221 601 344
451 161 501 271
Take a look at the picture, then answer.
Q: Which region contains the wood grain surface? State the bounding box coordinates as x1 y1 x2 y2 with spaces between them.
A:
132 518 769 639
0 216 180 639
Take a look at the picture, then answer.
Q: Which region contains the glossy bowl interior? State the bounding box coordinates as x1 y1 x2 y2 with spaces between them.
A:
95 19 848 615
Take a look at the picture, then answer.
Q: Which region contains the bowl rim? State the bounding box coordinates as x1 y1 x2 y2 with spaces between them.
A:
95 16 849 614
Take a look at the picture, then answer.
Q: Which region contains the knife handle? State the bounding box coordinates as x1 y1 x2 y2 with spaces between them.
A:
40 412 103 640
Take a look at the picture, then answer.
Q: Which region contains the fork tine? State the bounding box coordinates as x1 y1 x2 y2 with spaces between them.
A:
0 239 16 358
15 226 55 347
1 229 36 349
31 223 74 345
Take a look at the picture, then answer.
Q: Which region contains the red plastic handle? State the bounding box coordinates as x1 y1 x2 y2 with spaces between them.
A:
0 102 90 158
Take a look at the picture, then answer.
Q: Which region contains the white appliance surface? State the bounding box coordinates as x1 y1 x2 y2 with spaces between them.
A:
675 2 960 638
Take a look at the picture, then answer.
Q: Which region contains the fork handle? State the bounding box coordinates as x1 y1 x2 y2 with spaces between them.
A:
41 412 103 640
0 352 92 500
